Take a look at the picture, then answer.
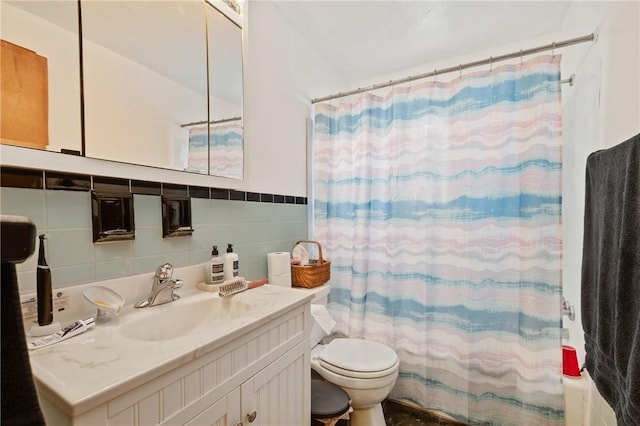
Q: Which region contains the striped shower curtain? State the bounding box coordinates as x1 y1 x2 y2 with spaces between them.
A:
312 55 564 425
187 121 243 178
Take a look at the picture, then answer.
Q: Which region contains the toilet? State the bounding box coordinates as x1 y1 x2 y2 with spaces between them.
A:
304 286 400 426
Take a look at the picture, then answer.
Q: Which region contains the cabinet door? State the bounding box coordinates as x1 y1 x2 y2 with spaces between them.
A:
240 342 309 426
185 387 241 426
1 40 48 149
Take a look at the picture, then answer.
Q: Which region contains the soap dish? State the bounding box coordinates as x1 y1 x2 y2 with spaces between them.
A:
83 286 124 323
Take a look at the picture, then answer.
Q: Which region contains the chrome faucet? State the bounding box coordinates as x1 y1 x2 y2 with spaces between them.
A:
134 263 183 308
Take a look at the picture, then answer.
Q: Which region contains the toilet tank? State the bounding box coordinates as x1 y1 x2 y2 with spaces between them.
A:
303 284 331 305
292 284 334 348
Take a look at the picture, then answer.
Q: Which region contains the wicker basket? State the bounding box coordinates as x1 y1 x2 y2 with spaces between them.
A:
291 240 331 288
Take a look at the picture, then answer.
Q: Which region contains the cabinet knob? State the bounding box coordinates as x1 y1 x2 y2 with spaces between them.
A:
247 411 257 423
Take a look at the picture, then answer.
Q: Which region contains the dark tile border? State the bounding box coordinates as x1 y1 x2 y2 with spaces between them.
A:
246 192 260 202
1 166 306 204
0 167 43 189
211 188 230 200
188 186 210 199
45 171 91 191
94 176 130 193
230 190 246 201
131 180 161 195
162 183 188 196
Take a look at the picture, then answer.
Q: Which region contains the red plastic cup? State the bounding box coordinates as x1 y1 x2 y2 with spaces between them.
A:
562 345 581 377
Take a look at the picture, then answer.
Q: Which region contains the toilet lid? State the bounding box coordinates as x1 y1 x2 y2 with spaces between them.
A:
310 379 351 419
318 338 399 379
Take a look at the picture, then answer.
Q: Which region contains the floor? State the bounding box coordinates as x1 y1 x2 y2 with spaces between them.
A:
382 400 469 426
312 369 468 426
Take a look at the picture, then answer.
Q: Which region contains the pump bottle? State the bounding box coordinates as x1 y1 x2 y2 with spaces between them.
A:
209 245 224 284
223 243 239 281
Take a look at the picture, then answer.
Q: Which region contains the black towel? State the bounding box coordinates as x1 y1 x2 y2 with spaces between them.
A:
1 262 46 425
581 133 640 426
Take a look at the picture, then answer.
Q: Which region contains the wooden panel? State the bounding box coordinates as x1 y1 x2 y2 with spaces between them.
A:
183 370 202 406
202 360 218 394
184 387 240 426
162 380 182 420
1 39 49 149
108 405 134 426
138 393 160 426
241 342 309 426
218 352 232 384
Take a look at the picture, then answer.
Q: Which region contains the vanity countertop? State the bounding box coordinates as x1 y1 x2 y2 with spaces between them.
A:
27 282 313 417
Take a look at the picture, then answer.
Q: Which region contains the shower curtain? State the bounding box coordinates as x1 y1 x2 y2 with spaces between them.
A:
186 121 243 178
312 55 563 425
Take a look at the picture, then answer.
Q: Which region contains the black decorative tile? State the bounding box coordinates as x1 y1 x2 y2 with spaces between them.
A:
0 167 43 189
161 195 193 238
91 191 135 242
189 186 210 199
246 192 260 202
1 166 313 212
162 183 188 196
230 190 245 201
45 171 91 191
211 188 230 200
93 176 130 193
131 180 161 195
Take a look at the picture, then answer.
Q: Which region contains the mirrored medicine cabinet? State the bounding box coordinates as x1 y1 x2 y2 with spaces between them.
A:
0 0 244 180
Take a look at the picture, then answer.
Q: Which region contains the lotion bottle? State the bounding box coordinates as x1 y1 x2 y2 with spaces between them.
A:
209 245 224 284
223 243 239 281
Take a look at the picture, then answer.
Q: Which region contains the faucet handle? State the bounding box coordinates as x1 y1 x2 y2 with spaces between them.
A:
156 263 173 280
173 279 184 289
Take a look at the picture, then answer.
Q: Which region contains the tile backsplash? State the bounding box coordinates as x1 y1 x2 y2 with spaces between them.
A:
1 167 307 293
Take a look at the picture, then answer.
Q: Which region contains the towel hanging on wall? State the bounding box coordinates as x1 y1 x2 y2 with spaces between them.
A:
581 132 640 425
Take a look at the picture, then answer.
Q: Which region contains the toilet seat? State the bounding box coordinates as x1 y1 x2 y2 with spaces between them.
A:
318 338 399 379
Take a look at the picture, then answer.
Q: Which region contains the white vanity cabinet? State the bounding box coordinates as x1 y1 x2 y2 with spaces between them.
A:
240 339 309 426
36 299 311 426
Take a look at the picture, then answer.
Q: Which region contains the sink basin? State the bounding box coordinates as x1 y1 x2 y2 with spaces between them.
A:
120 294 254 342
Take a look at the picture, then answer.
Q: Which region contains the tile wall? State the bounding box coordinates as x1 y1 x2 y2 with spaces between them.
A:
0 166 308 293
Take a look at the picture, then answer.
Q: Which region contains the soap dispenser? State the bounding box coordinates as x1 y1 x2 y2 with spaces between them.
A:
223 243 239 281
209 245 224 284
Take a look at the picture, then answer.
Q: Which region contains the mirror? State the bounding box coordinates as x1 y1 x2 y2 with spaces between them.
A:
185 2 244 179
1 0 244 179
0 0 82 154
82 0 208 172
207 3 244 179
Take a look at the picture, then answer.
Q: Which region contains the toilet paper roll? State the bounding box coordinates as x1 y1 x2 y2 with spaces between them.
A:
267 252 291 287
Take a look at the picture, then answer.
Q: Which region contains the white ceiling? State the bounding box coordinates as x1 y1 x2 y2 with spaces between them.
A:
271 1 572 84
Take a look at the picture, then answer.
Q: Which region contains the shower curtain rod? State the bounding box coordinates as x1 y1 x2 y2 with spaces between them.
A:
180 116 242 128
311 33 595 104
